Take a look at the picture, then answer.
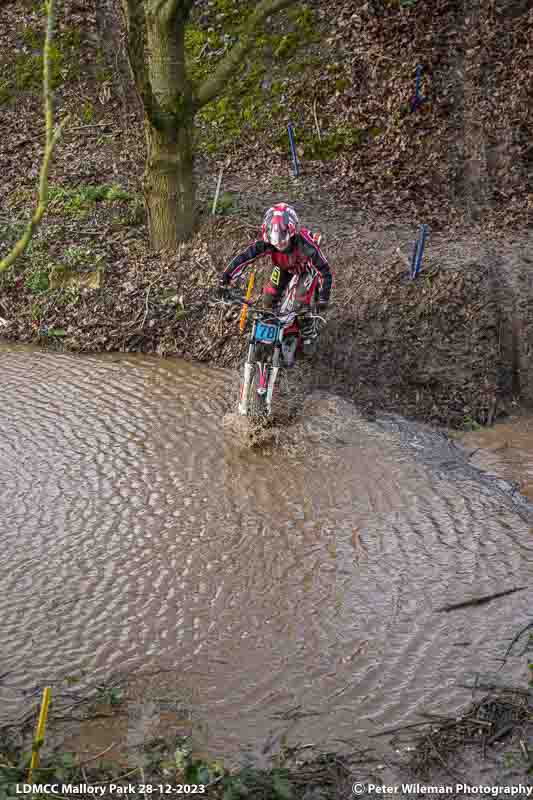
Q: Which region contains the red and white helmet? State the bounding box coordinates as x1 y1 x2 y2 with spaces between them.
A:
261 203 299 251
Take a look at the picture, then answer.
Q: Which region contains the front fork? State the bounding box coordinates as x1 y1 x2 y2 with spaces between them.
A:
238 342 256 415
265 347 281 414
238 343 281 416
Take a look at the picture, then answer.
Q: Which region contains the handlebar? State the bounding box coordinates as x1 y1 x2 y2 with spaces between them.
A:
213 287 327 325
221 289 256 307
215 290 289 322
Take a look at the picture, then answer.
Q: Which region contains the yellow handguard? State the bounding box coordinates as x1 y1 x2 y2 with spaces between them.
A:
239 271 255 333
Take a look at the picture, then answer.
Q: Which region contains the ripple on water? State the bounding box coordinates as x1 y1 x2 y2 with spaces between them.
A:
1 345 533 762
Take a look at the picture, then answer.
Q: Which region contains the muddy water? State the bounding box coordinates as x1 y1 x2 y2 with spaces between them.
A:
458 414 533 502
1 344 533 762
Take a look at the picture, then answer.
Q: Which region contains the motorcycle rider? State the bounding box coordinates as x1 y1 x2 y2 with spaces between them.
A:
218 203 332 348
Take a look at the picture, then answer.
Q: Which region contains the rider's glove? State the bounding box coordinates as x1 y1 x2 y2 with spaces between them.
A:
318 299 329 313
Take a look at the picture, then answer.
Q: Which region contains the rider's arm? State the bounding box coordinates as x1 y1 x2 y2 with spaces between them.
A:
299 230 332 303
220 239 270 285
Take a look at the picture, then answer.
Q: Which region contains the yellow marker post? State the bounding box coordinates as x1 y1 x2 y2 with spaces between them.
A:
239 271 255 333
28 687 51 783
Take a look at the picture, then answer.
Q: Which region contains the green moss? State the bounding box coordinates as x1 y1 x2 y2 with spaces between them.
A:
94 46 113 83
335 77 350 92
299 126 365 160
0 81 13 105
212 0 243 14
95 64 113 83
325 61 344 76
25 267 50 294
288 4 317 36
185 26 222 84
462 415 482 432
52 285 82 308
13 49 59 91
47 184 136 217
189 0 322 154
80 101 95 123
62 28 82 50
274 33 299 59
212 190 238 215
30 297 47 320
7 23 82 96
21 26 43 49
5 187 34 210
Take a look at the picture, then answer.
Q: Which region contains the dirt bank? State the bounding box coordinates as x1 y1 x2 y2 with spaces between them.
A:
1 0 533 429
2 667 532 798
2 208 532 429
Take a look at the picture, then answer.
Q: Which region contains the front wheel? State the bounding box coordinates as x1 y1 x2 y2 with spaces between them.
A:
246 367 268 418
238 357 269 418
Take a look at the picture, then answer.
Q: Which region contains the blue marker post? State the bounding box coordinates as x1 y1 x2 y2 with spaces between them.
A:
410 224 428 280
288 123 300 178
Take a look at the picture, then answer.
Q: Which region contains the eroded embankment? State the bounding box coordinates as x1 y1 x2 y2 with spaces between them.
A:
2 216 532 429
316 229 533 428
1 0 533 430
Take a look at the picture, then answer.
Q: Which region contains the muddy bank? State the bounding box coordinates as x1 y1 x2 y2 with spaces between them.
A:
315 228 533 428
1 0 533 429
1 214 532 429
456 410 533 502
2 669 532 799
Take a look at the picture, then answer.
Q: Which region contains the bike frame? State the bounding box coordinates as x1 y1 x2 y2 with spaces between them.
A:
238 269 322 417
238 312 289 416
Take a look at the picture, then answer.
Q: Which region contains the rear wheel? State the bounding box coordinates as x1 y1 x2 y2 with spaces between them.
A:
302 287 320 356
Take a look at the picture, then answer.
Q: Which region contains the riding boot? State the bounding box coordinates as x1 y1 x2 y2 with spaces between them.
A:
300 313 318 355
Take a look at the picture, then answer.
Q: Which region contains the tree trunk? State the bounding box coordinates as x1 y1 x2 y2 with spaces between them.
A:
122 0 293 250
144 118 195 248
143 8 195 249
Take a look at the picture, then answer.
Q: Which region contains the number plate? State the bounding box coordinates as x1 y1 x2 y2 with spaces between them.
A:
254 322 278 343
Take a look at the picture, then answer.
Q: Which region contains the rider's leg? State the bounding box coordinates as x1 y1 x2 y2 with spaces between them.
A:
295 275 320 354
297 284 318 335
263 267 289 308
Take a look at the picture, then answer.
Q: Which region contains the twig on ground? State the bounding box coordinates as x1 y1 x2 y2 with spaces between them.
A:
312 97 322 142
458 682 532 695
519 739 530 761
487 723 514 745
396 246 412 269
140 767 147 800
141 282 154 329
466 448 481 460
85 767 140 787
426 735 464 781
64 124 115 133
197 334 229 360
211 165 224 216
434 586 526 613
78 742 118 767
501 620 533 662
369 719 447 739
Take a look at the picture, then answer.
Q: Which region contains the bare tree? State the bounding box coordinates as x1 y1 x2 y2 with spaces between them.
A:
122 0 295 250
0 0 68 273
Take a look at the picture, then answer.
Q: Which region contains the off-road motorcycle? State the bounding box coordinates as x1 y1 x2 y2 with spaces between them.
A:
220 266 326 418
